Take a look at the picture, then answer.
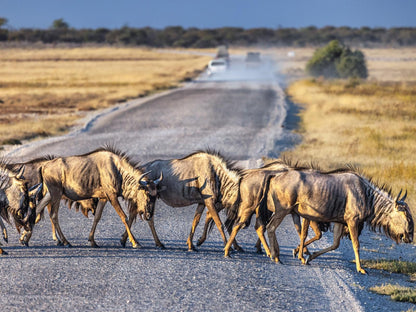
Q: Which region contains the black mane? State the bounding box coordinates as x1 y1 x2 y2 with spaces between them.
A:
181 149 243 173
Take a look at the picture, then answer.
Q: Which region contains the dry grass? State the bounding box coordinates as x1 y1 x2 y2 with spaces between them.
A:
370 284 416 304
0 47 211 146
361 259 416 280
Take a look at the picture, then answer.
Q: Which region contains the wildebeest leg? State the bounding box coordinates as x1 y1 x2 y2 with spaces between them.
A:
0 247 7 255
187 203 205 251
120 216 140 248
297 218 310 264
0 218 7 243
293 220 322 258
196 210 210 247
346 221 366 274
88 200 106 248
255 221 271 258
49 200 71 247
204 200 228 247
224 222 246 258
224 206 253 258
108 196 139 248
305 223 343 264
197 212 244 252
47 203 62 245
266 211 287 263
146 217 165 249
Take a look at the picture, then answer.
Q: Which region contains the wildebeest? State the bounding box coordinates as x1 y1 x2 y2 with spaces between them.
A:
31 146 162 248
222 160 329 259
118 150 243 251
262 165 413 274
6 155 98 246
0 163 41 254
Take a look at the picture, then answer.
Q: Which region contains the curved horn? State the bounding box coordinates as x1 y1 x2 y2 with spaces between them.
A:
400 189 407 202
14 165 25 180
154 172 163 185
138 171 151 186
396 189 403 202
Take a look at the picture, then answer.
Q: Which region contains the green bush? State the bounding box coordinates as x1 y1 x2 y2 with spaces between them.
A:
306 40 368 79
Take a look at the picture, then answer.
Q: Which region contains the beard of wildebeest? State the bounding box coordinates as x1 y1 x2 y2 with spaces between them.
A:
32 146 160 248
0 165 30 228
369 190 414 244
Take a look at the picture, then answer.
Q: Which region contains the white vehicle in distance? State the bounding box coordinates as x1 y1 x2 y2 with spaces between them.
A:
207 58 228 76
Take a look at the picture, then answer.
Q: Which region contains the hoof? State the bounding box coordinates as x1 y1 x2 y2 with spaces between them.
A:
132 244 141 249
233 246 244 253
358 268 367 275
120 239 127 248
20 240 29 247
90 242 100 248
187 246 198 252
64 243 72 248
256 249 263 255
292 249 297 258
196 238 203 246
305 255 311 265
156 244 166 250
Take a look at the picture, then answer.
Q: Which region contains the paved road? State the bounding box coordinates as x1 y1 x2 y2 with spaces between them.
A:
1 59 411 312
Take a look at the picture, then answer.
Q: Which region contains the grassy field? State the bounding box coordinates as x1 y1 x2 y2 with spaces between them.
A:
0 47 211 146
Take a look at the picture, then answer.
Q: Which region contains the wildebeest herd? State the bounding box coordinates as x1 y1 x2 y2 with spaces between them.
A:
0 146 413 274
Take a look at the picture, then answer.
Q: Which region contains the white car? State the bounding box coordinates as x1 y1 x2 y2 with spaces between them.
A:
207 59 228 75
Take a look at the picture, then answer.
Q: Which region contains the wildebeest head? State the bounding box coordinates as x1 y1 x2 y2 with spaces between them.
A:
136 171 163 221
0 166 41 228
387 190 414 244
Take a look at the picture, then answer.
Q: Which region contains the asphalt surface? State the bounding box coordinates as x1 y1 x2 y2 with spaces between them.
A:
1 58 414 312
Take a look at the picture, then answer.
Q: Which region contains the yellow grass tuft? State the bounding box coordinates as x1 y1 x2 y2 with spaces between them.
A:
370 284 416 304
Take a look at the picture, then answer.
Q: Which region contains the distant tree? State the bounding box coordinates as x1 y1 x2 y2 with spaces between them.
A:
306 40 368 79
336 48 368 79
51 18 69 30
306 40 344 78
0 17 7 28
0 17 8 41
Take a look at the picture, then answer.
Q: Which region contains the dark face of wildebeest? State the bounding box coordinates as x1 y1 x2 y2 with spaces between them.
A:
137 171 163 220
0 166 41 229
388 190 414 244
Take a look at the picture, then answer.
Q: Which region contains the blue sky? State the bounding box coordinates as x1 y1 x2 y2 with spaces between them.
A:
1 0 415 30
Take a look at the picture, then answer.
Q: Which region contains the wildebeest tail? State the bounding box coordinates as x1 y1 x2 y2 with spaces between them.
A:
257 174 274 227
225 182 242 232
35 167 46 222
318 222 330 232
